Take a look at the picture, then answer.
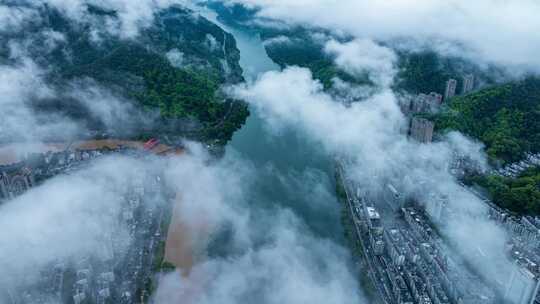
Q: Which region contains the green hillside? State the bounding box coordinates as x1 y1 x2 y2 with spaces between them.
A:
0 4 248 144
435 78 540 215
263 34 364 89
435 77 540 164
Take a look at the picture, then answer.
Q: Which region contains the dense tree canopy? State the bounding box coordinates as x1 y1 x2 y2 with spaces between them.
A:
468 167 540 215
264 40 361 89
435 77 540 164
0 5 248 144
436 78 540 215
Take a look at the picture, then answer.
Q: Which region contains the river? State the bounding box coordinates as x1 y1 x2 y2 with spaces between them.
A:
163 7 346 277
206 10 346 244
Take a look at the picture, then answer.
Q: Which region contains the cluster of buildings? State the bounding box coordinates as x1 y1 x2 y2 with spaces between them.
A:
71 263 116 304
0 148 119 203
480 194 540 304
493 153 540 178
506 253 540 304
447 151 487 178
409 93 443 115
444 75 475 101
0 145 173 304
336 161 495 304
337 158 540 304
400 74 476 144
336 72 540 304
401 207 495 304
410 118 435 144
0 164 34 202
396 177 540 304
401 179 540 304
400 92 443 117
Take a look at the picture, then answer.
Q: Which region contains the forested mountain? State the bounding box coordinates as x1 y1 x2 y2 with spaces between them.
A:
207 2 365 90
0 4 249 144
471 168 540 215
207 1 257 29
395 51 496 94
435 77 540 164
432 78 540 215
249 23 540 215
262 32 365 89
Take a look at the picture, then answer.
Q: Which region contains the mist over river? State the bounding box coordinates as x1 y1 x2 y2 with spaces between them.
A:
203 8 346 245
154 9 362 303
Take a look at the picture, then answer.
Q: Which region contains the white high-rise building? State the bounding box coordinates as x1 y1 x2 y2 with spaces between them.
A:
462 74 475 94
426 194 448 223
384 183 405 211
444 79 457 100
410 117 435 143
411 93 443 114
505 265 540 304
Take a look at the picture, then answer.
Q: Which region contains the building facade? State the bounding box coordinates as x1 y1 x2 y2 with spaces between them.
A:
384 183 406 211
505 265 540 304
410 117 435 143
0 166 34 202
462 74 475 94
444 79 457 101
411 93 443 114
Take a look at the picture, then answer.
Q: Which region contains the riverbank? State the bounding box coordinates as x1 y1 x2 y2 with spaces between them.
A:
0 139 181 166
335 165 383 304
163 195 196 275
156 3 347 295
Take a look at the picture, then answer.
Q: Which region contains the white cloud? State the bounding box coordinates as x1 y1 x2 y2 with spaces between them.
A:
0 156 148 288
1 0 186 39
0 5 40 33
230 65 513 285
153 147 365 304
44 0 149 38
0 57 157 144
66 79 159 136
262 35 292 46
0 59 81 143
325 39 397 88
0 142 364 302
0 0 523 300
167 48 186 67
231 67 406 160
224 0 540 73
154 211 360 304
